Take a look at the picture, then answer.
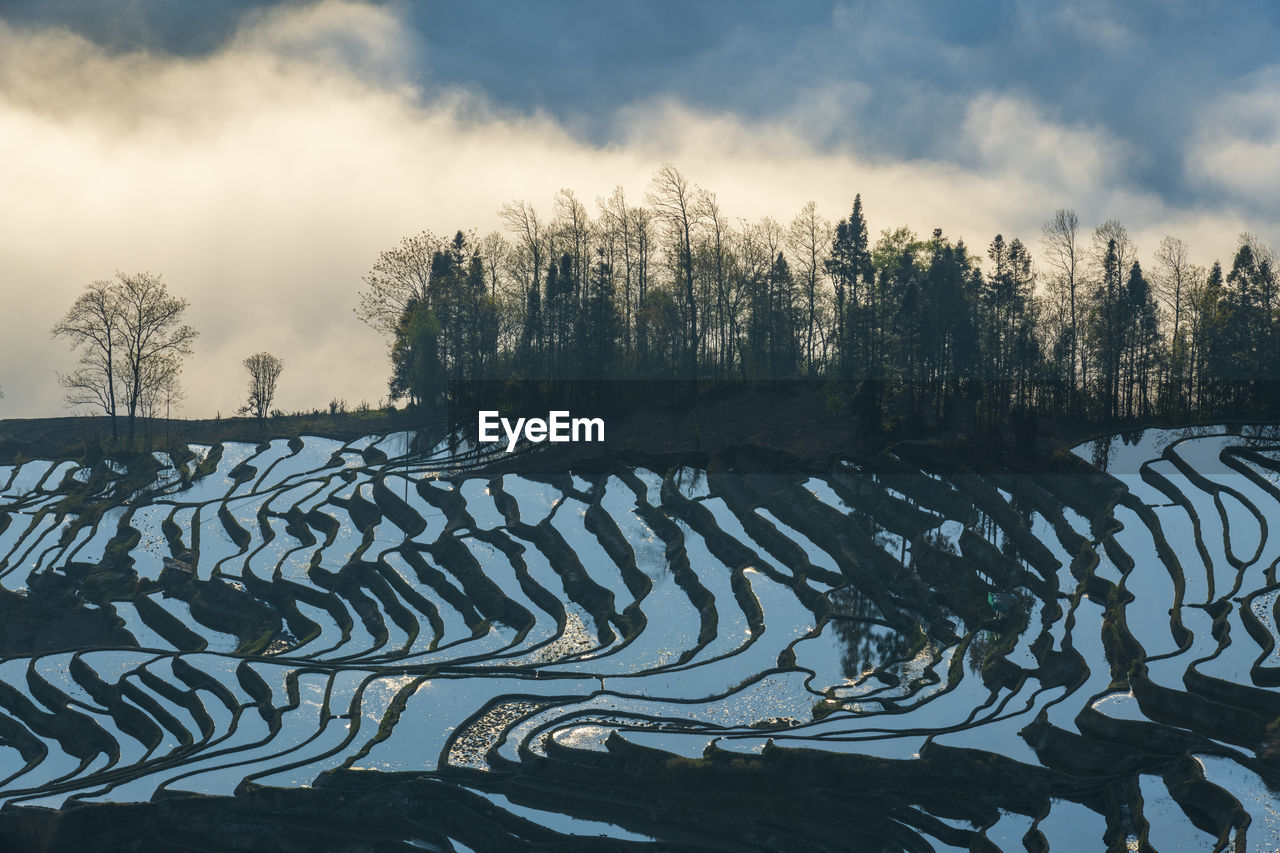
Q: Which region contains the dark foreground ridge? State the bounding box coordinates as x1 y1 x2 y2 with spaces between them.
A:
0 416 1277 851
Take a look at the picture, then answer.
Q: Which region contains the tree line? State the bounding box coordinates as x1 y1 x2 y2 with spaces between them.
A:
36 163 1278 449
360 164 1279 432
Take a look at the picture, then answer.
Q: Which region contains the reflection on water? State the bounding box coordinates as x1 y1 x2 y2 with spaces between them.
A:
0 427 1277 849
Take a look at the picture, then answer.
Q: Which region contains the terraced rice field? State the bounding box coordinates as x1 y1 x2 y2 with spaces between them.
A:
0 427 1278 850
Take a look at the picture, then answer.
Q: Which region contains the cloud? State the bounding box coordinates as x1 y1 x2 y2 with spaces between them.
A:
1187 65 1280 210
231 0 417 82
0 1 1275 418
1052 2 1131 52
960 94 1129 192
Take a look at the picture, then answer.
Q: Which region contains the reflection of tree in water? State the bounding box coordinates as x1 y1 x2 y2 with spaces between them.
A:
1000 485 1036 564
673 466 707 496
919 527 957 556
872 527 906 566
828 584 911 680
964 589 1034 676
1241 424 1280 442
1090 436 1113 471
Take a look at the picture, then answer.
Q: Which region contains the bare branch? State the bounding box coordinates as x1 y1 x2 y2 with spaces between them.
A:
242 352 284 422
356 231 447 336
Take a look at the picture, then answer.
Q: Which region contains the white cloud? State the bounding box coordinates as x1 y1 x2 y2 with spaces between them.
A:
1187 66 1280 209
0 1 1271 418
960 94 1126 193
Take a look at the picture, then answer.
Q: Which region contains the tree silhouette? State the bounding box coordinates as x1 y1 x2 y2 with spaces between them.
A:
241 352 284 425
52 272 195 447
337 166 1280 433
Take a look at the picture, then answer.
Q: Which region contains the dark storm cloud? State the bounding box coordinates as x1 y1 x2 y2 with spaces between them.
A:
8 0 1279 212
0 0 292 54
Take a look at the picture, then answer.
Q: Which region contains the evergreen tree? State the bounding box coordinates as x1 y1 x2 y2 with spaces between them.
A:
579 250 621 379
769 251 798 378
1194 261 1226 414
389 299 444 412
826 195 872 378
1087 238 1124 420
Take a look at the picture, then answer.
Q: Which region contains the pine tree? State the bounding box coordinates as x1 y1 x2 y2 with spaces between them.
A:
389 299 444 412
826 195 871 378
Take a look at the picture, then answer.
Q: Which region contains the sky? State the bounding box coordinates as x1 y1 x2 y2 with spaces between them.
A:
1 0 1278 418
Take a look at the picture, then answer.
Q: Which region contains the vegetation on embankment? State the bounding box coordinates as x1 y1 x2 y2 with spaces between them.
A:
0 407 436 466
6 379 1275 480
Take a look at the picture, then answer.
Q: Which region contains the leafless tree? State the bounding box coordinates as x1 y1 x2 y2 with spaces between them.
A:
499 201 546 285
647 164 701 370
499 200 547 360
599 187 635 352
1154 237 1205 413
1041 209 1082 395
52 272 195 447
355 231 448 337
139 353 186 449
51 279 122 440
240 352 284 424
553 188 593 304
1154 236 1192 345
114 272 198 446
476 231 509 301
788 201 833 373
628 203 655 367
697 190 730 374
476 231 522 351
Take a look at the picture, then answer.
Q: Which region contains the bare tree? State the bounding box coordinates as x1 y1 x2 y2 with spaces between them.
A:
51 279 122 440
599 187 635 354
1157 233 1192 412
1181 262 1210 409
499 201 546 285
114 273 198 446
1041 209 1082 397
476 231 523 352
1153 236 1204 413
476 231 509 300
240 352 284 424
697 190 730 374
500 200 547 365
139 353 186 449
52 273 195 447
553 188 593 304
1154 236 1192 345
647 164 701 371
788 201 833 373
629 203 655 368
356 231 448 337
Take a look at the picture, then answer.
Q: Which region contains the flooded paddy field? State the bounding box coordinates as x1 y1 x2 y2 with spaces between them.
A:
0 426 1277 850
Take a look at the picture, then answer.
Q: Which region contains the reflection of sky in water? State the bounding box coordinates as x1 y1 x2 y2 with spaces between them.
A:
0 429 1276 846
